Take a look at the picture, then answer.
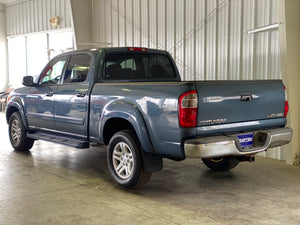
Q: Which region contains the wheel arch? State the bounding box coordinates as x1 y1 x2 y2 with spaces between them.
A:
103 118 137 144
6 99 28 129
101 113 154 154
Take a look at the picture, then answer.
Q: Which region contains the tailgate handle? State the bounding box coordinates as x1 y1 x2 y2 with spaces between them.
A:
46 92 53 97
76 92 85 98
240 94 252 101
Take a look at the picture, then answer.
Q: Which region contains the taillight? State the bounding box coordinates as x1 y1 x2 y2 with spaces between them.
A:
284 86 289 118
179 91 198 127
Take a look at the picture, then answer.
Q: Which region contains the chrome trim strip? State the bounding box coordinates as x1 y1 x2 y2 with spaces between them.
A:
198 121 260 131
55 115 85 125
196 118 287 133
27 113 54 121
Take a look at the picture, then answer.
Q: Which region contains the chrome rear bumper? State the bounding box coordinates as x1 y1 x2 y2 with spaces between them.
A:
184 127 293 158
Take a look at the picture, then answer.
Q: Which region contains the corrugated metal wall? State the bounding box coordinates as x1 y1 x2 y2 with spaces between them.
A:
92 0 284 160
6 0 71 36
93 0 281 80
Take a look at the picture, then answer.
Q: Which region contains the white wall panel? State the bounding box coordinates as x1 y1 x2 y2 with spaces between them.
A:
229 0 242 80
132 0 140 46
6 0 71 36
205 0 216 80
217 1 228 80
0 4 7 92
91 0 283 160
184 0 195 81
195 0 205 81
165 0 175 57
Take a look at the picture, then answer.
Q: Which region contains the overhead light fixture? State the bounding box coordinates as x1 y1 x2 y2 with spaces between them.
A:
248 23 280 34
49 16 60 27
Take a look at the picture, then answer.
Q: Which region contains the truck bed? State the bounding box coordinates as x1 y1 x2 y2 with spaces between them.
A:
89 80 287 157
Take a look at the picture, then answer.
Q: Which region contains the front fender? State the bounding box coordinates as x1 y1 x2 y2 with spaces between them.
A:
100 101 155 153
6 96 28 128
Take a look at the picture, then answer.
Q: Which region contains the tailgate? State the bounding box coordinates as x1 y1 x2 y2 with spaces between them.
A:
195 80 285 127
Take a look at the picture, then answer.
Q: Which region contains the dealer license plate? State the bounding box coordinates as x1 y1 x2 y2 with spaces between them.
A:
237 133 253 147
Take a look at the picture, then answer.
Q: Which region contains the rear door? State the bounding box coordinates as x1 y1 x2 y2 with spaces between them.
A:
26 56 68 130
54 53 92 137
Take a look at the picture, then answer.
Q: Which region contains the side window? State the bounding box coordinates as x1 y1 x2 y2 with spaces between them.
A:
39 57 67 85
63 54 91 83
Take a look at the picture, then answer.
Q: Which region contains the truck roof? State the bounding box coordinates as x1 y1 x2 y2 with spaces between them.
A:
60 47 169 56
103 47 169 55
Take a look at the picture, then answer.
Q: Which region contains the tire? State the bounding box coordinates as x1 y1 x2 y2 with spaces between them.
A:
202 157 239 171
8 112 34 151
107 130 152 189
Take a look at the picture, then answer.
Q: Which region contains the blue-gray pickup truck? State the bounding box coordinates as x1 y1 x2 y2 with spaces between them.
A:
6 47 293 188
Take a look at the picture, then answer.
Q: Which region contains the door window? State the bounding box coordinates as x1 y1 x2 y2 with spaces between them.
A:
39 57 67 85
63 54 91 83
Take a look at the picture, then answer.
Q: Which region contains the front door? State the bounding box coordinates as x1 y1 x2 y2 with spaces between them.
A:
54 53 92 137
26 56 68 130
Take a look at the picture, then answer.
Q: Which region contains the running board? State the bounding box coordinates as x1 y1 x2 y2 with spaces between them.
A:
27 132 90 149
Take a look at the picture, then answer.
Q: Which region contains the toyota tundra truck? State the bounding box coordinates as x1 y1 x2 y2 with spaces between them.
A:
6 47 293 188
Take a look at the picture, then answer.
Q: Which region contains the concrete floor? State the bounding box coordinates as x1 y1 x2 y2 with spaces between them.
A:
1 112 300 225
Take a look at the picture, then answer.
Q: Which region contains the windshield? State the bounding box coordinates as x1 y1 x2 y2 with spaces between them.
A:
102 53 176 80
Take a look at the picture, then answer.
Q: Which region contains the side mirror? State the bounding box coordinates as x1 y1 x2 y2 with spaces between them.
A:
22 76 35 87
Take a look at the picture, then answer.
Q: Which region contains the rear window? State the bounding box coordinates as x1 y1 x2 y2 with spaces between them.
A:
102 53 176 80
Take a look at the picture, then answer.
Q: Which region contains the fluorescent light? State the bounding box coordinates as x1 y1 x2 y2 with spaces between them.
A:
248 23 280 34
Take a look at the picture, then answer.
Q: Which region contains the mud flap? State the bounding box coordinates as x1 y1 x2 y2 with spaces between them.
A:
142 151 163 172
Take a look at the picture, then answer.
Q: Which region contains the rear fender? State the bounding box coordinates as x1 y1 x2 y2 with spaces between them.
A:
100 101 154 154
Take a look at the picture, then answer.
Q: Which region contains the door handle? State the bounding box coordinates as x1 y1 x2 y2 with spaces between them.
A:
240 93 252 101
46 92 53 97
76 92 85 98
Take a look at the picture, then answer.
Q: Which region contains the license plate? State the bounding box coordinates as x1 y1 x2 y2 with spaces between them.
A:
237 133 253 147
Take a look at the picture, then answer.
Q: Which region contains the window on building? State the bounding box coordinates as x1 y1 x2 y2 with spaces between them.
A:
7 31 73 87
49 31 73 59
8 36 26 87
27 33 48 78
